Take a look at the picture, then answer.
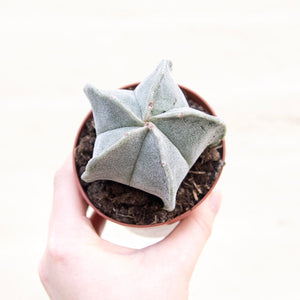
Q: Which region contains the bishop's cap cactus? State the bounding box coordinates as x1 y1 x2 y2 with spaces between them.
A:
82 60 226 211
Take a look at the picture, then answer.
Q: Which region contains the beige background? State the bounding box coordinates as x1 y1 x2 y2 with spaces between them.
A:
1 0 300 299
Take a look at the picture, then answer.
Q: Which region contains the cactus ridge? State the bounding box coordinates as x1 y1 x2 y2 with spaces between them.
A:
81 60 225 211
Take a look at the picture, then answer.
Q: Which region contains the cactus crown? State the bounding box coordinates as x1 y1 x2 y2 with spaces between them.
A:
82 60 225 211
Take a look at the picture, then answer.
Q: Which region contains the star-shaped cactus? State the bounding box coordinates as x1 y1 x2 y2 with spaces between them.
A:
81 60 225 211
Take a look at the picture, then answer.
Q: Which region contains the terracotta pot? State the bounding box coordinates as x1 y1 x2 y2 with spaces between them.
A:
73 83 226 228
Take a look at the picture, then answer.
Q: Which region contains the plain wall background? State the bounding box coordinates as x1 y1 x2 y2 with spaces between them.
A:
0 1 299 299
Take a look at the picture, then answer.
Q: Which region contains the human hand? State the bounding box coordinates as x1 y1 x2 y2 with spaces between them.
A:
39 155 222 300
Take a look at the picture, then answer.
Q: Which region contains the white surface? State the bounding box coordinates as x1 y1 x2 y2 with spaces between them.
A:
0 1 300 299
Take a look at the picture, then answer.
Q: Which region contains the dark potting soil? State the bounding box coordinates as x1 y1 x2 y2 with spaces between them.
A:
75 97 225 225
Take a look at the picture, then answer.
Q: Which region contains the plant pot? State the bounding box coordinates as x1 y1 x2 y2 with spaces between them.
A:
73 83 226 228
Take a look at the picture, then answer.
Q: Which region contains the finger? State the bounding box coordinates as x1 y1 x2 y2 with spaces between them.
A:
90 212 106 236
156 191 222 271
50 154 88 227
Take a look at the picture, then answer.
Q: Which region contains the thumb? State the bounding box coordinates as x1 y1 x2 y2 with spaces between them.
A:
157 191 222 271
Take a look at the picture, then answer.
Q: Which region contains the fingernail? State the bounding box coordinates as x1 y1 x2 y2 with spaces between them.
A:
207 191 222 214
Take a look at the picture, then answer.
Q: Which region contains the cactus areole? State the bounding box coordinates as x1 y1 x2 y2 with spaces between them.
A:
80 60 226 212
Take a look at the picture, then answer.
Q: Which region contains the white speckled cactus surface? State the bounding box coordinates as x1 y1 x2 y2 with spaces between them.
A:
81 60 226 211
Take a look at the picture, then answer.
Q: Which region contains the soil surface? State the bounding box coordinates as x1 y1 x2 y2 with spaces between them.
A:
75 96 225 225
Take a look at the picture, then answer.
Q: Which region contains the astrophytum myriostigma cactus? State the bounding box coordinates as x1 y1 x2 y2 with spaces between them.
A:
81 60 225 211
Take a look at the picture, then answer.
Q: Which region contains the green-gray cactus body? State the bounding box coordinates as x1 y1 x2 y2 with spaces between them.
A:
82 60 225 211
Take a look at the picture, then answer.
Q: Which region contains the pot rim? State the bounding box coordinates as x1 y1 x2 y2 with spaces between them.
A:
73 83 226 228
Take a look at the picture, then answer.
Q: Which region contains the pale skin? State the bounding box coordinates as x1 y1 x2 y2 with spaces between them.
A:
39 155 222 300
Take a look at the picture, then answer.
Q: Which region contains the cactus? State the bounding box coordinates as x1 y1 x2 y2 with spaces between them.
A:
81 60 225 211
